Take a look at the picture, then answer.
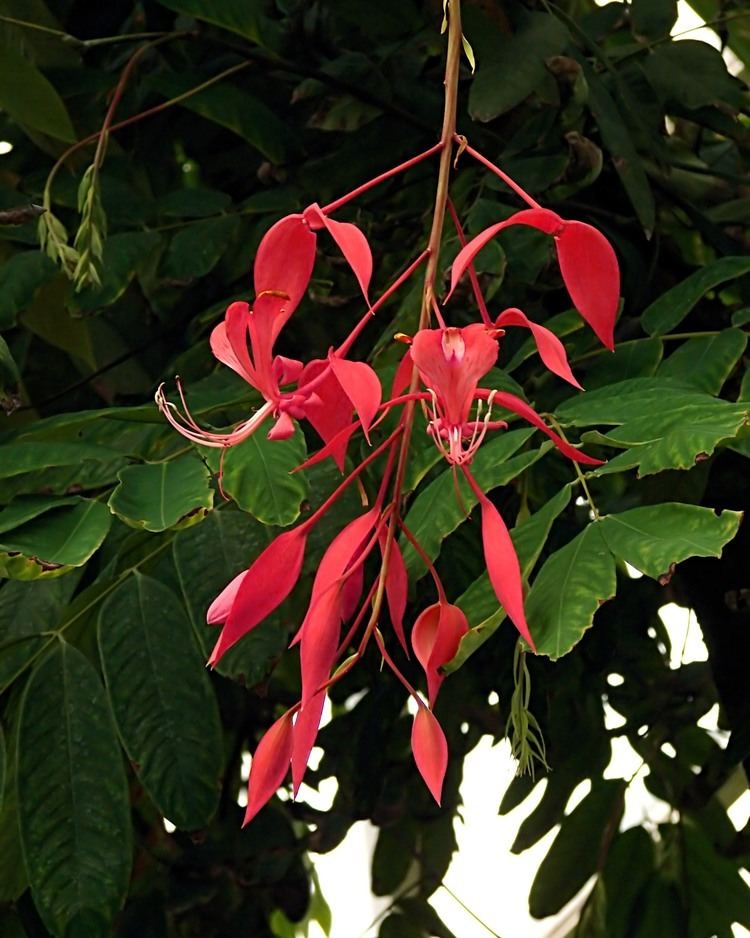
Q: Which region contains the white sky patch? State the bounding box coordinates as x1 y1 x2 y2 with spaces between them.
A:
0 141 14 155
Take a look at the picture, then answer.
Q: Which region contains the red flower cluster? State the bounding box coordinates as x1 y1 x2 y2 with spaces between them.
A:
157 141 619 824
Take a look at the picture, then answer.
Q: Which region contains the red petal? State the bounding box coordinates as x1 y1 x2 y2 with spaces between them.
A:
210 302 257 384
381 533 409 655
305 203 373 299
556 222 619 350
412 602 468 706
254 214 316 313
475 488 535 651
328 355 382 441
208 527 308 666
391 348 414 397
243 710 294 825
206 570 246 625
341 562 364 622
484 391 604 466
267 411 296 440
495 308 582 389
291 689 328 795
448 209 562 299
411 706 448 805
298 361 354 470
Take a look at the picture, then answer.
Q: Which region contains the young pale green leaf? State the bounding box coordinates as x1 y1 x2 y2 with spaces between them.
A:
656 329 747 395
108 455 214 533
17 642 132 937
172 510 290 682
209 429 308 527
642 257 750 336
0 252 58 329
0 497 111 578
98 573 223 830
0 44 76 142
527 523 617 659
469 13 568 121
446 484 572 673
599 504 741 581
401 429 538 577
162 215 240 282
529 780 625 919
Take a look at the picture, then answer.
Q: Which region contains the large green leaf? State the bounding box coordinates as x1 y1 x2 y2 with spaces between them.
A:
210 429 308 527
0 576 78 693
526 523 617 659
98 573 223 830
155 0 281 49
643 40 746 111
528 780 625 919
0 251 58 329
0 441 122 480
0 723 5 815
603 828 656 938
161 215 240 282
172 509 290 682
599 504 741 581
642 257 750 335
0 695 27 903
108 455 214 532
71 231 162 314
400 429 539 577
149 72 292 163
17 642 132 937
447 484 572 672
631 0 677 38
656 329 747 395
0 335 21 414
0 497 111 578
0 42 76 142
683 822 750 937
469 12 568 121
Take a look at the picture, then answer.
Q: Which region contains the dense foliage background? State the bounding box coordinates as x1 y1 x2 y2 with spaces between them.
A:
1 0 749 935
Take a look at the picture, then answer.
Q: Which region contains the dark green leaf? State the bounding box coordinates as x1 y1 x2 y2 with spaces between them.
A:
683 822 750 936
17 643 131 936
108 455 214 532
0 42 76 141
528 780 625 918
155 0 281 49
210 429 308 527
0 335 21 413
631 0 677 38
526 523 617 659
379 914 421 938
447 484 572 672
72 232 162 313
642 257 750 335
469 13 569 121
161 215 240 281
0 441 122 480
0 251 57 329
372 821 416 896
0 694 27 903
0 723 5 815
643 40 745 110
98 573 223 830
157 188 232 218
581 337 663 389
600 504 741 580
603 828 655 938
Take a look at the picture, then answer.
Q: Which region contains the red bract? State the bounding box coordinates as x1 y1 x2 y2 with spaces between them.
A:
411 706 448 805
243 709 294 825
412 601 468 706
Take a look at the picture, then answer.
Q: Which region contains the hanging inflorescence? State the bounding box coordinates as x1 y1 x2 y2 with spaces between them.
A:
157 123 619 825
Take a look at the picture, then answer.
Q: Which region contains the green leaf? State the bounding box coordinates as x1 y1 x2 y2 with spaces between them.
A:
401 429 540 577
0 42 76 142
155 0 281 49
70 231 162 313
631 0 677 38
643 40 745 110
98 573 223 830
157 188 232 219
108 455 214 533
527 523 617 659
469 13 568 121
683 822 750 936
584 67 655 234
149 71 292 163
599 504 742 581
210 429 308 527
447 484 572 673
0 497 111 578
581 337 663 389
0 441 122 480
0 576 78 693
0 251 58 329
161 215 240 281
0 335 21 414
603 828 655 938
172 509 290 682
17 642 132 936
528 780 625 918
0 723 5 815
642 257 750 335
661 328 747 396
0 695 27 903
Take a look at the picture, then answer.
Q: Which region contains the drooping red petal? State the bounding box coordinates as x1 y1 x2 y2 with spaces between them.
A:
448 208 562 300
267 411 296 440
391 347 414 398
243 710 294 825
206 570 246 625
210 302 257 384
411 706 448 806
254 214 316 314
495 308 582 389
305 203 373 299
480 390 604 466
293 420 358 473
299 587 341 707
412 602 468 706
298 360 354 470
328 354 382 441
291 689 328 796
208 527 308 666
381 533 409 655
555 221 619 351
341 562 365 622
